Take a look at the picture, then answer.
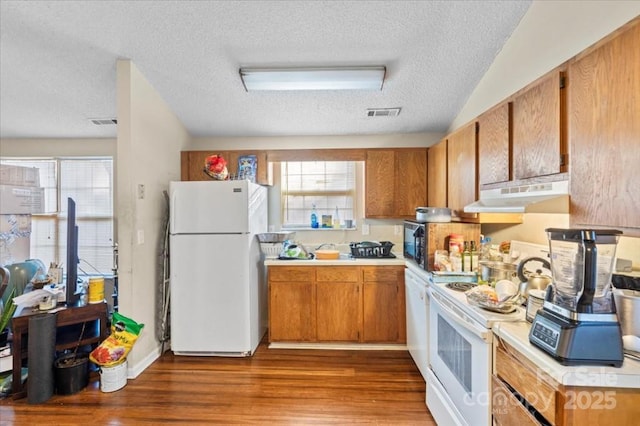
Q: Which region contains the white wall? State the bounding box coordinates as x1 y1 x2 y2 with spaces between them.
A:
0 138 116 157
116 60 190 377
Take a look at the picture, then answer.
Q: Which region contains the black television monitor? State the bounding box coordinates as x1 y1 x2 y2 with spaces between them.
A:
66 197 81 305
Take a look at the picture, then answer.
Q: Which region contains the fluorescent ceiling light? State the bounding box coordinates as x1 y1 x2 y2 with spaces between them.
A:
239 66 386 91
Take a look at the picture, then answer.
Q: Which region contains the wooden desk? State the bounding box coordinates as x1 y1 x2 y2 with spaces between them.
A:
11 302 108 398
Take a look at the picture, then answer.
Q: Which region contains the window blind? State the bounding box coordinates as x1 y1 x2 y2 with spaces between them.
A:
281 161 356 227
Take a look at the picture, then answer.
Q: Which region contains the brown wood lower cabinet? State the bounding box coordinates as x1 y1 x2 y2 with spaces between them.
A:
268 265 405 344
268 267 315 342
493 339 640 425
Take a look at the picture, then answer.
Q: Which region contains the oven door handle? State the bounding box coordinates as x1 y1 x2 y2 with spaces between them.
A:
431 292 491 341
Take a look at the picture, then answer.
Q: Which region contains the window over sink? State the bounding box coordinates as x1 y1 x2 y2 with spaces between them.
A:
280 161 360 229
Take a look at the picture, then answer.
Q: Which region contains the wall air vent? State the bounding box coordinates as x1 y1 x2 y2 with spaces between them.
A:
366 108 401 117
89 118 118 126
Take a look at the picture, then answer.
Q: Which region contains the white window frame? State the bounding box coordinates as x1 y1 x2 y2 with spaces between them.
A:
280 160 361 229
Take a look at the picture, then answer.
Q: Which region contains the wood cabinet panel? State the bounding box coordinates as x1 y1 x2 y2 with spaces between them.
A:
512 70 565 180
365 149 427 218
270 267 314 282
427 139 447 207
365 150 397 217
269 265 405 344
446 122 477 218
316 281 361 342
491 375 540 426
495 345 556 424
395 149 428 217
362 267 400 282
568 20 640 234
316 267 359 282
362 266 405 343
269 280 315 342
478 102 511 185
181 150 270 185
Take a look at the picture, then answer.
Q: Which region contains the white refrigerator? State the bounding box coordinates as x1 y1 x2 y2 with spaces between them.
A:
169 180 268 356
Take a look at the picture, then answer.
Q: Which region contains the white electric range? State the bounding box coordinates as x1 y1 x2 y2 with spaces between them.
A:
426 260 529 426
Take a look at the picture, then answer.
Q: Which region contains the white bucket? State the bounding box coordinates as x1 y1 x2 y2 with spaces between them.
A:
100 360 128 392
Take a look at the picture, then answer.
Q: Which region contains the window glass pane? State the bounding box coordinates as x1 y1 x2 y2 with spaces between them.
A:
281 161 356 228
0 158 114 275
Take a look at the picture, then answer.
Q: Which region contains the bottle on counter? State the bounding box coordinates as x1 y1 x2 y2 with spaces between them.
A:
311 204 319 229
470 240 479 273
333 206 340 228
462 241 472 272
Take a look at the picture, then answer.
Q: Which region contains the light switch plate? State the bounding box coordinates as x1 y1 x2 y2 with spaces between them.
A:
361 224 370 235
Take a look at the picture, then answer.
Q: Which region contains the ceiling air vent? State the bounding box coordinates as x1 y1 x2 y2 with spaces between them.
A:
89 118 118 126
366 108 401 117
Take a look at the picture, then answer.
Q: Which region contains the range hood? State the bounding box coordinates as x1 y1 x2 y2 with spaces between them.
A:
464 179 569 214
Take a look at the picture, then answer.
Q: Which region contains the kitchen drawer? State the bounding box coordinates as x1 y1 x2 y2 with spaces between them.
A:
316 266 360 282
269 266 314 282
495 345 556 424
362 266 402 282
492 375 541 426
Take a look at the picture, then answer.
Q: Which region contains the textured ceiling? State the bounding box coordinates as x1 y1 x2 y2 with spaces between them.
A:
0 0 531 139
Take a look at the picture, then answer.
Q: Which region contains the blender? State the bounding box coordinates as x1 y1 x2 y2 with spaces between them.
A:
529 228 624 367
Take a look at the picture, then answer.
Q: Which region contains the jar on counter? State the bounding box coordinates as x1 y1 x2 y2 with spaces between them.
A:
448 234 464 256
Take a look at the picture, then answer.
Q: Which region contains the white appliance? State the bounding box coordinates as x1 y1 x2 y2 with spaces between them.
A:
405 264 429 381
169 180 268 356
427 276 525 426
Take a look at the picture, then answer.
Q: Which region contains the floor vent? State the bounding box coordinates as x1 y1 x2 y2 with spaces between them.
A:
366 108 401 117
89 118 118 125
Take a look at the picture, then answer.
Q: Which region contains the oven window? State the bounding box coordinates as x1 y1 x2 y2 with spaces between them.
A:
437 314 472 392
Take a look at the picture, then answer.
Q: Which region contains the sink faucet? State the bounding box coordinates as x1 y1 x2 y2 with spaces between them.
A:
315 243 336 250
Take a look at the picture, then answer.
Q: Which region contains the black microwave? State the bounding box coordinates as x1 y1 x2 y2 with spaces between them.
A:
404 220 427 270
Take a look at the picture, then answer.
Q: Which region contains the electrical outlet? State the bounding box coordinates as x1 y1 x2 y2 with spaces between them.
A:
394 225 402 236
137 229 145 245
361 224 370 236
137 184 145 199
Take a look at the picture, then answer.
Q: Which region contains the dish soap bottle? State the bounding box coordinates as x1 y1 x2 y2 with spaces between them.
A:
333 206 340 228
311 204 319 229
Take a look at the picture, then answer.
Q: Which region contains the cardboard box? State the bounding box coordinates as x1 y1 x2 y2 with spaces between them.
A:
0 214 32 265
0 164 40 187
0 184 44 214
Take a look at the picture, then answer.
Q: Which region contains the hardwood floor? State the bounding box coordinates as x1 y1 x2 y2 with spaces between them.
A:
0 341 435 425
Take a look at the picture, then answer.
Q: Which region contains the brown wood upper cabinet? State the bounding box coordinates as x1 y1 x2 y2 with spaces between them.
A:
365 148 428 219
477 102 511 185
512 69 567 180
568 19 640 236
181 150 271 185
446 122 477 219
427 139 447 207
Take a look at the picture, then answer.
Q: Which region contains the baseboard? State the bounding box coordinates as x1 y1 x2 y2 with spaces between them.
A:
126 341 167 379
268 342 407 351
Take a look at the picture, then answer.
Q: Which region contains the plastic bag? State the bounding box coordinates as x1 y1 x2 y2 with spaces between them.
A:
90 312 144 367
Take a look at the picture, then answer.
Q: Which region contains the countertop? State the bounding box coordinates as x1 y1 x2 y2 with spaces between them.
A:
264 254 406 267
493 321 640 388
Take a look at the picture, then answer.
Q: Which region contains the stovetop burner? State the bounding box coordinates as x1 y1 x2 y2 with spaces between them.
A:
446 282 477 292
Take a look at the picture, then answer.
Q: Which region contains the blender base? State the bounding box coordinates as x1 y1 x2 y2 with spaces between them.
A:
529 308 624 367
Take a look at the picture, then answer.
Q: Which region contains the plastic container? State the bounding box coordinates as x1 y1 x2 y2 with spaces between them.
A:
100 360 128 392
257 232 295 243
311 204 319 229
349 241 394 258
260 242 283 259
415 207 451 222
448 234 464 255
54 352 89 395
88 277 104 304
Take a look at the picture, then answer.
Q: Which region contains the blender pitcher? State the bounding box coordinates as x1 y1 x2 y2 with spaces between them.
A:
546 228 622 313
